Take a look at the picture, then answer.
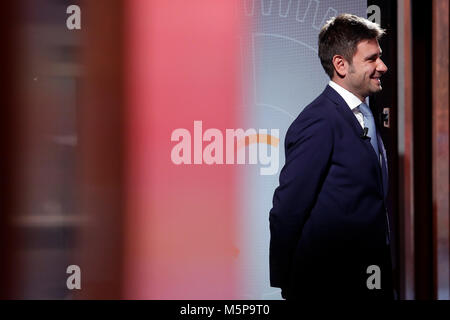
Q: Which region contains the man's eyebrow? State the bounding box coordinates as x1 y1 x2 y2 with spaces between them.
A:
365 51 382 60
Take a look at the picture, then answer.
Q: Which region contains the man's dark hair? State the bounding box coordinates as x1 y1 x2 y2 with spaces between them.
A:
318 14 386 78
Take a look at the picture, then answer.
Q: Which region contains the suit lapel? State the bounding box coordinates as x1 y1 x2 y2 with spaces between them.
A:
323 85 384 190
377 132 389 199
323 86 365 139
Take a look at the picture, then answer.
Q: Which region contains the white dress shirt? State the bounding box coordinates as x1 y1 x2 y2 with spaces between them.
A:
328 80 365 129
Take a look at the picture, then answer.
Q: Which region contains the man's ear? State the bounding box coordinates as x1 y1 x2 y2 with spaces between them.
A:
332 55 347 78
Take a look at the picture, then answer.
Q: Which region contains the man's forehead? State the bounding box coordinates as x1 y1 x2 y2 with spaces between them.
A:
356 39 382 55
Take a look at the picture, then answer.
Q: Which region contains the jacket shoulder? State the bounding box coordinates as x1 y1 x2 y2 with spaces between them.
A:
286 92 336 144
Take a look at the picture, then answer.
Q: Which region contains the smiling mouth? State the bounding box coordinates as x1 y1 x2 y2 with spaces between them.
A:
371 76 381 84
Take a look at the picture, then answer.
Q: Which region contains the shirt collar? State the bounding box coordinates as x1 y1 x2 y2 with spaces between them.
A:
328 80 364 111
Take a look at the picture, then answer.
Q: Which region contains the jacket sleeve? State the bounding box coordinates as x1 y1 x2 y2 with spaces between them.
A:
269 107 333 289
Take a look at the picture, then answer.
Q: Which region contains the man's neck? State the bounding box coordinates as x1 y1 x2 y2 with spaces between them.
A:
331 77 365 102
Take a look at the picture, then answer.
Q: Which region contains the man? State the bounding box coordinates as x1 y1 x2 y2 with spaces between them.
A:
269 14 394 299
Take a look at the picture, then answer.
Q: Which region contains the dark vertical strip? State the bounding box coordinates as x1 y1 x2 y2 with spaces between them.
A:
77 0 125 299
0 2 23 299
411 0 434 300
0 2 16 299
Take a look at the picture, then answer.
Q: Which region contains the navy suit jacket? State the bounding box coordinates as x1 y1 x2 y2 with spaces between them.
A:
269 85 392 299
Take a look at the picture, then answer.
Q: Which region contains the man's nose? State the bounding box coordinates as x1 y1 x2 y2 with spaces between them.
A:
377 58 388 73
